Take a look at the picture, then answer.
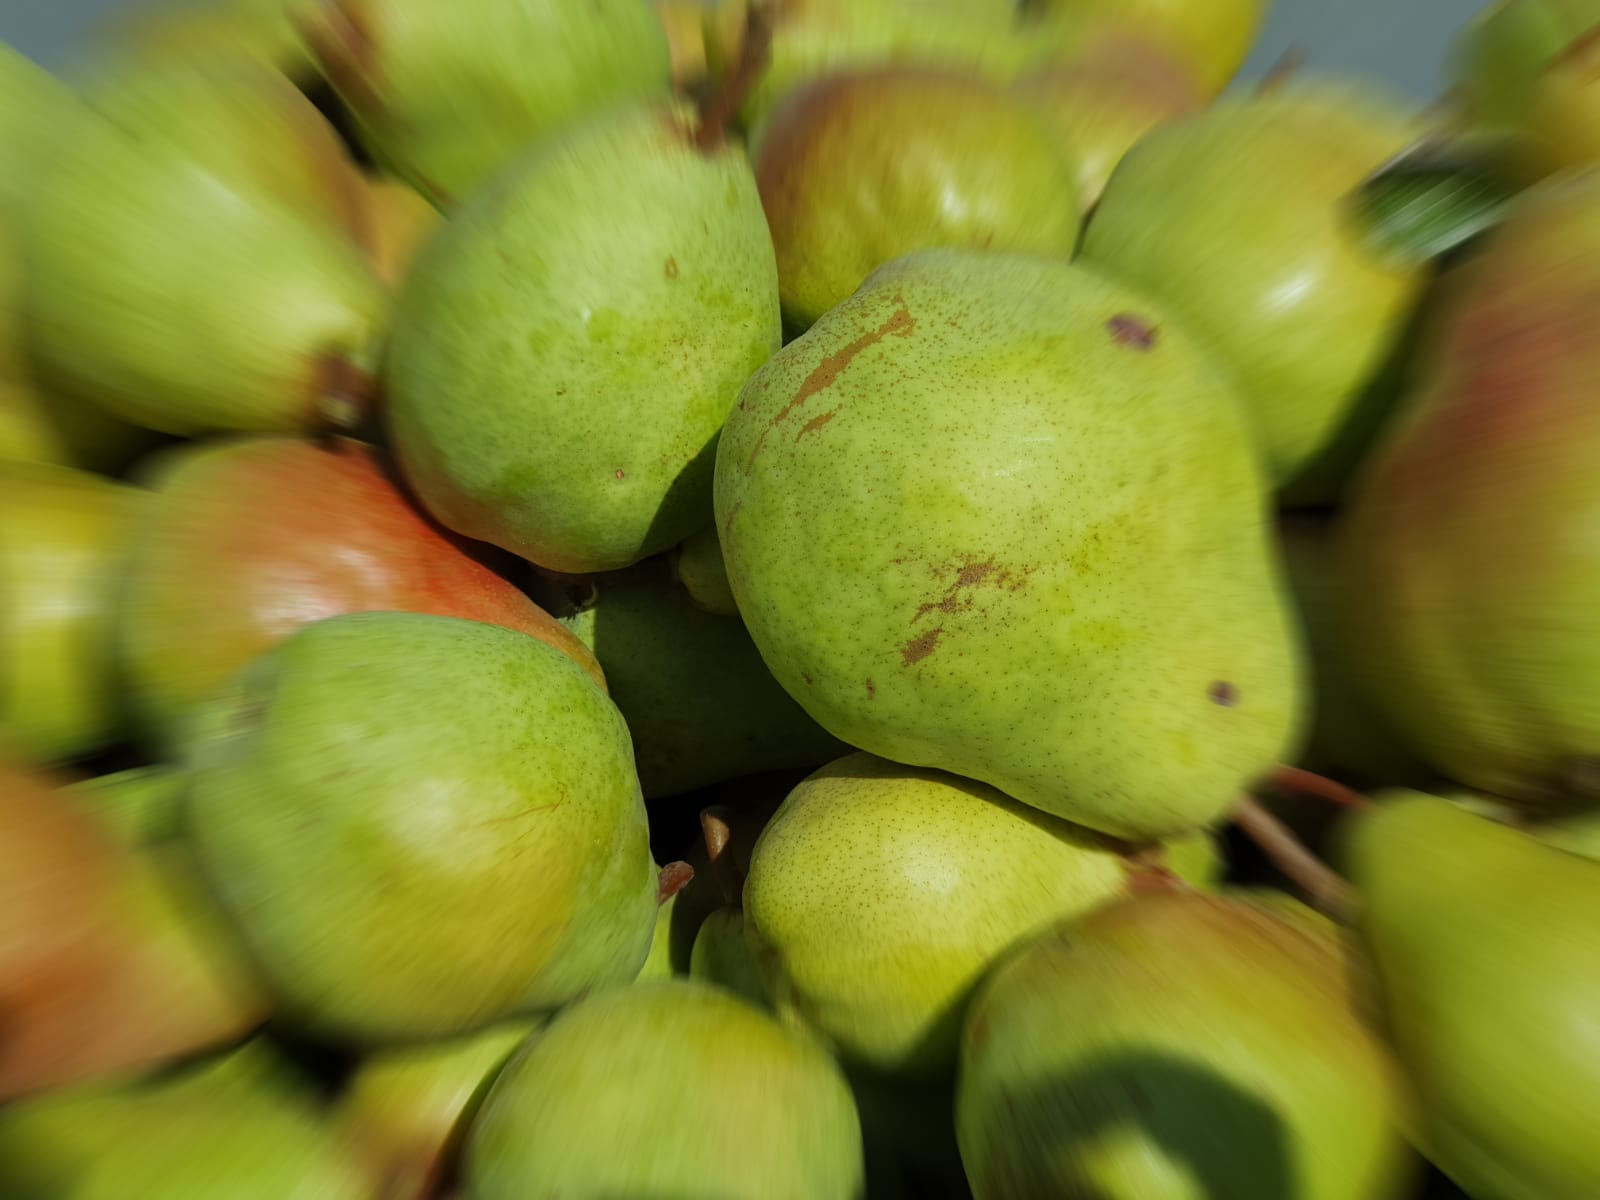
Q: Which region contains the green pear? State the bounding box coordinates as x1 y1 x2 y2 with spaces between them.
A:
1012 27 1201 207
66 766 188 850
672 523 739 615
559 572 845 798
335 1020 541 1200
1339 171 1600 808
1081 80 1429 495
117 435 600 753
300 0 673 204
0 1039 367 1199
466 980 866 1198
1023 0 1269 96
23 58 387 437
704 0 1021 134
1277 515 1432 789
185 611 659 1041
85 0 316 84
716 248 1303 841
957 889 1415 1200
742 753 1221 1077
755 65 1081 331
1346 791 1600 1198
387 101 780 574
0 755 266 1101
689 909 769 1006
0 462 140 763
0 47 149 471
1453 0 1600 128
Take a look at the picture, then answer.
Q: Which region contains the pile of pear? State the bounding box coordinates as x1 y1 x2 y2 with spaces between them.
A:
3 0 1600 1196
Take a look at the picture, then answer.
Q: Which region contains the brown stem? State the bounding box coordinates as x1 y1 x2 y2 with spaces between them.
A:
1268 764 1373 812
1232 796 1355 923
699 806 746 908
1257 46 1308 96
658 860 695 904
694 1 775 151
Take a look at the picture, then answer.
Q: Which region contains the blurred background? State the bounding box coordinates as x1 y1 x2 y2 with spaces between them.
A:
3 0 1485 99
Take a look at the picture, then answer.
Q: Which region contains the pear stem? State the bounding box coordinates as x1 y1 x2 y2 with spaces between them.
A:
1232 796 1356 923
699 806 746 908
658 861 695 904
1257 46 1308 96
693 1 774 151
1267 765 1373 812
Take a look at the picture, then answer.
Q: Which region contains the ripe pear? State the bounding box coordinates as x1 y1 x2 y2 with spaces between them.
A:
1518 29 1600 179
742 753 1218 1077
1012 27 1201 207
0 755 266 1101
1278 515 1432 789
300 0 673 204
957 889 1415 1200
1339 171 1600 808
1453 0 1600 128
186 611 658 1041
0 1039 367 1199
466 980 866 1199
671 523 739 615
755 66 1081 331
23 58 387 437
66 765 188 850
1345 791 1600 1198
388 101 780 574
366 175 441 291
558 572 844 798
1081 81 1428 496
335 1020 541 1200
117 435 598 752
1022 0 1267 96
716 248 1303 841
0 462 140 763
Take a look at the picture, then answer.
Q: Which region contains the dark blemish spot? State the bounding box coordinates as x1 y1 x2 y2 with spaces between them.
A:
1107 313 1158 350
1208 681 1239 707
614 469 626 480
665 257 679 279
865 678 876 699
1122 1078 1154 1115
901 628 944 666
795 410 836 442
802 672 816 686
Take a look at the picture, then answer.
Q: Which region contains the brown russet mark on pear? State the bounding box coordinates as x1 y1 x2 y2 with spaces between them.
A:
795 410 836 441
912 557 1031 624
1208 680 1239 706
901 628 944 666
664 256 679 279
865 679 876 699
1106 313 1158 349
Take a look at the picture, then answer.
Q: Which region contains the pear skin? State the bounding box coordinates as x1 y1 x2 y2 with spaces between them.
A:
466 980 866 1199
300 0 673 204
716 249 1304 840
671 524 739 615
65 765 188 852
0 757 266 1102
335 1021 541 1200
1339 171 1600 809
186 611 658 1041
1518 28 1600 180
1346 792 1600 1198
117 435 599 752
0 462 140 763
689 908 769 1007
957 890 1415 1200
743 753 1141 1077
755 66 1082 331
1023 0 1267 95
387 101 780 573
22 59 386 437
1082 80 1429 494
559 575 844 798
365 175 441 292
1453 0 1600 128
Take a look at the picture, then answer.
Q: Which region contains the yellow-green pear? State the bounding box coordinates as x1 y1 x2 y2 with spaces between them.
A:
1517 28 1600 179
1453 0 1600 128
741 753 1215 1077
23 59 387 437
335 1021 541 1200
466 980 866 1198
1082 80 1428 496
671 524 739 615
754 65 1082 331
957 889 1415 1200
387 101 780 573
1346 791 1600 1198
185 611 659 1042
300 0 673 204
716 248 1304 841
65 766 188 850
0 462 140 763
